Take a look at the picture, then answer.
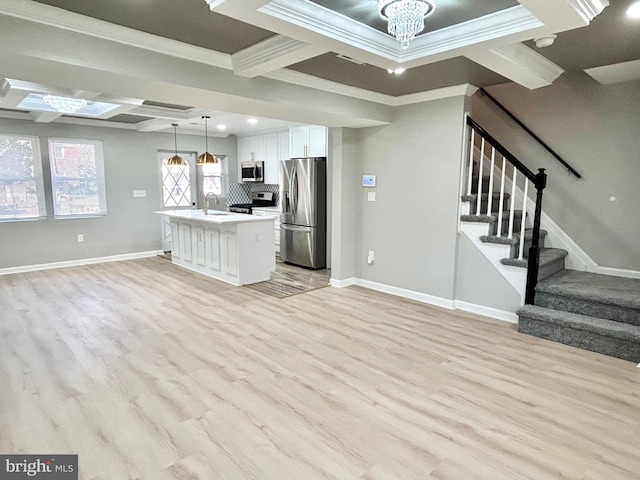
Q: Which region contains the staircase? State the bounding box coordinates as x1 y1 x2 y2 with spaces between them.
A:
518 271 640 363
461 116 640 363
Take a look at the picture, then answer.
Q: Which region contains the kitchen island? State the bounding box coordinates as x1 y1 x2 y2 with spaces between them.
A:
158 210 275 286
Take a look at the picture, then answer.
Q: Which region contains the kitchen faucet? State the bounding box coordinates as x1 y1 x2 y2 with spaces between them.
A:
203 191 219 214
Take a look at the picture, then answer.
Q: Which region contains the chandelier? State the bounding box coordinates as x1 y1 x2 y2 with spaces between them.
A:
379 0 436 49
42 95 87 114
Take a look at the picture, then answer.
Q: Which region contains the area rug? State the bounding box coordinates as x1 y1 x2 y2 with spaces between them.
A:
244 259 331 299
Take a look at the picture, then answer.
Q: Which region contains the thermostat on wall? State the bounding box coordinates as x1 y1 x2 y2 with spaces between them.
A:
362 175 376 187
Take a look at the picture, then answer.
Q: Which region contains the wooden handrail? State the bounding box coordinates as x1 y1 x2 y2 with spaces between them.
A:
479 88 582 179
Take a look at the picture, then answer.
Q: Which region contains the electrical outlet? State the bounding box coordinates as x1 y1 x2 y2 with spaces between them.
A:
367 192 376 202
77 234 84 243
367 250 374 264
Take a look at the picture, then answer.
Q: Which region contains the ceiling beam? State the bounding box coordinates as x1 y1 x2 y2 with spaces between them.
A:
466 43 564 90
232 35 327 78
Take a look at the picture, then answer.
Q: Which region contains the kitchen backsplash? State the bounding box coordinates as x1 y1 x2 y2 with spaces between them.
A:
227 183 279 206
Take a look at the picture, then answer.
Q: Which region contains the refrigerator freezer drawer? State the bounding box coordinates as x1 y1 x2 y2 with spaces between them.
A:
280 224 326 269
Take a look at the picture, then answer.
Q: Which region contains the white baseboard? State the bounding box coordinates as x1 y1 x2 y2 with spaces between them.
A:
586 265 640 280
330 277 356 288
453 300 518 324
0 250 164 276
332 276 519 323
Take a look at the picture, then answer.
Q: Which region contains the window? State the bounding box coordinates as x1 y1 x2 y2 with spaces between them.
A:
161 153 193 208
49 138 107 218
200 157 226 197
0 134 46 221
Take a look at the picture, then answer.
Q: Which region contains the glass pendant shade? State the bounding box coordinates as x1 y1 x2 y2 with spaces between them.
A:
197 116 219 165
168 123 186 166
379 0 436 49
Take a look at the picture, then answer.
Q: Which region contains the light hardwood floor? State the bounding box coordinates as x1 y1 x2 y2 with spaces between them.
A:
0 257 638 480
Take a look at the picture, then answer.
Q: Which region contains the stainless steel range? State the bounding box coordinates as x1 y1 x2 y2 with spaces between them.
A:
228 191 276 214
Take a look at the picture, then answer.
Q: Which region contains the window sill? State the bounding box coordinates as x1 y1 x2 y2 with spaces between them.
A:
54 213 108 220
0 217 47 223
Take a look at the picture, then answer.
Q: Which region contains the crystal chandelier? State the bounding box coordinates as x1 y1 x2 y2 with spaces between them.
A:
42 95 87 114
379 0 436 49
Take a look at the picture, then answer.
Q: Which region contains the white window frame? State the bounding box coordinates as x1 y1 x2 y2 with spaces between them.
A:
199 155 228 200
48 138 107 219
0 133 46 222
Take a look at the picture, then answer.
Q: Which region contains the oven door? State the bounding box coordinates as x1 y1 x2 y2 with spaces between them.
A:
241 161 264 182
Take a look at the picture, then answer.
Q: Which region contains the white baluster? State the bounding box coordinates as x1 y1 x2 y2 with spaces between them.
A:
486 148 496 215
518 180 529 260
476 138 485 215
508 166 517 239
467 129 475 196
497 156 506 238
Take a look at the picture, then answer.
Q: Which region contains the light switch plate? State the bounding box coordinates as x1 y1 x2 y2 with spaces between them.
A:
367 192 376 202
133 190 146 198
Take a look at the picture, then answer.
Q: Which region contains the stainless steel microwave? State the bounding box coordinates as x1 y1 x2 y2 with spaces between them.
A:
241 161 264 182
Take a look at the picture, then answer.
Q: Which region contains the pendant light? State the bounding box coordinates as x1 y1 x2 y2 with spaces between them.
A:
167 123 186 166
197 115 219 165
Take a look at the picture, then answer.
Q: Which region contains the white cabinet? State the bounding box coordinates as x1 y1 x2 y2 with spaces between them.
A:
205 228 221 271
253 208 280 253
193 226 206 266
179 223 192 262
264 133 279 184
237 132 288 184
163 213 275 286
171 222 180 259
289 125 327 158
223 232 238 277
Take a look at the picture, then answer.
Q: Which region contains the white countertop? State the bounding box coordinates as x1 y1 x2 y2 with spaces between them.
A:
252 206 280 213
158 209 275 224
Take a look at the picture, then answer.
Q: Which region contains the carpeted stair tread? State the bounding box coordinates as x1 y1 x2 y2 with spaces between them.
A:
536 270 640 310
518 305 640 362
480 229 547 245
500 247 567 267
518 305 640 341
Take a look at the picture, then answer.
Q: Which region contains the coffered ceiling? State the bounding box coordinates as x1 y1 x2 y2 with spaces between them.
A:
0 0 637 135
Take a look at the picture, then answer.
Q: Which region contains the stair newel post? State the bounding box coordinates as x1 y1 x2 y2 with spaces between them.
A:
525 168 547 304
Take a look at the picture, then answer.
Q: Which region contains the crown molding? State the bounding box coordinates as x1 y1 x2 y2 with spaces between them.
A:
0 0 232 70
231 35 327 78
567 0 609 23
401 6 543 62
259 1 543 66
263 69 476 106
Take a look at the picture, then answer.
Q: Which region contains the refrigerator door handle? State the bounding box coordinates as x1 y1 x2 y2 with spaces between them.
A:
291 165 298 214
281 224 312 233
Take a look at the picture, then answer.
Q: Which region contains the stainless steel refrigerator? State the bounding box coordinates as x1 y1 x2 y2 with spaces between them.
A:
279 157 326 269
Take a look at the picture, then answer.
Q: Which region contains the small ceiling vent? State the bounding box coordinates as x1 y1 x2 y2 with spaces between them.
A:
335 54 366 66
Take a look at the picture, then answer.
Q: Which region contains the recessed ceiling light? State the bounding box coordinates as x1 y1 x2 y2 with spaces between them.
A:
627 1 640 19
247 118 258 124
387 68 406 74
217 124 227 130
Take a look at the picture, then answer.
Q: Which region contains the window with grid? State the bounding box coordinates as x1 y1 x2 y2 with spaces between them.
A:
161 157 192 208
200 156 226 198
49 138 107 218
0 134 46 221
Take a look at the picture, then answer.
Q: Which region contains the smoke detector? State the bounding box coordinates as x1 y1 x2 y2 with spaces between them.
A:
533 35 557 48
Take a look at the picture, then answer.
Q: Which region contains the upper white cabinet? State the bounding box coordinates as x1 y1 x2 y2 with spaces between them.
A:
290 125 327 158
237 132 288 184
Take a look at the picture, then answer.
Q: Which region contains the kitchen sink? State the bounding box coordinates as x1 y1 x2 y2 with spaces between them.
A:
205 211 231 216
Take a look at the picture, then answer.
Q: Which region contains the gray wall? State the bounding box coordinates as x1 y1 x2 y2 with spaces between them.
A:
329 127 361 281
454 234 522 312
354 96 467 299
472 73 640 271
0 118 237 269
